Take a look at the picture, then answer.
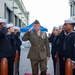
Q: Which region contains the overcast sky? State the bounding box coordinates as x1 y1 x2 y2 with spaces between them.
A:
22 0 70 33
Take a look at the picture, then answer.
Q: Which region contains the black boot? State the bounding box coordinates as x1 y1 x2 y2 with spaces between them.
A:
40 70 46 75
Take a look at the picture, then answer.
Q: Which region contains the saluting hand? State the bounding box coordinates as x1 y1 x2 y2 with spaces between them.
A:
28 26 34 32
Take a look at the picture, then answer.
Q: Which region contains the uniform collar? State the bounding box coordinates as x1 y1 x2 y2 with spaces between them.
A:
67 31 75 35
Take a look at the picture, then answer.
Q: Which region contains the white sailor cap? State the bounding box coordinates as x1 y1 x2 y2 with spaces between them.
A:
59 25 63 29
14 26 20 31
0 18 6 23
53 26 59 30
64 18 75 23
7 23 14 28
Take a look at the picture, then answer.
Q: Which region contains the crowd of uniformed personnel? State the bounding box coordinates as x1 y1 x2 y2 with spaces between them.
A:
48 18 75 75
0 18 22 75
0 17 75 75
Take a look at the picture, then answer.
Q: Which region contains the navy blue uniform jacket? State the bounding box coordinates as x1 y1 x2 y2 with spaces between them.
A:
15 32 22 56
6 32 16 58
56 30 66 57
48 33 57 56
64 32 75 61
0 27 11 61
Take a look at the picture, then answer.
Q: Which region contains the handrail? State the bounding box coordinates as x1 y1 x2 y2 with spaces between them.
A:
13 51 19 75
0 51 19 75
56 54 59 62
65 58 73 75
0 58 8 75
14 51 19 62
56 54 60 75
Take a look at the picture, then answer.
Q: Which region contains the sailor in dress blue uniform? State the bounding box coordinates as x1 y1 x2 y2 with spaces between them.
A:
64 18 75 75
